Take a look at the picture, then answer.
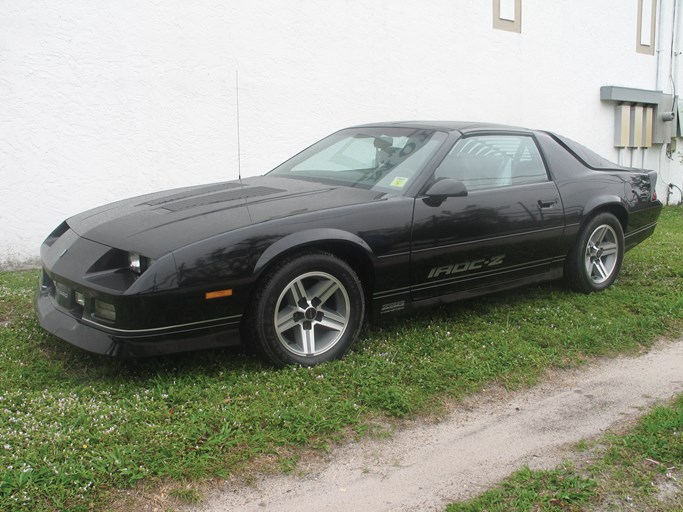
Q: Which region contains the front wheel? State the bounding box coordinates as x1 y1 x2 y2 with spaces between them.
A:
247 252 365 367
565 212 624 293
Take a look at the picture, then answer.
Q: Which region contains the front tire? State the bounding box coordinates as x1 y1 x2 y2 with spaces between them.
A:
247 252 365 367
565 212 624 293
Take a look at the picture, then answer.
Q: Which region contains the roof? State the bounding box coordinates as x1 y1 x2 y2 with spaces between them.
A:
351 120 534 134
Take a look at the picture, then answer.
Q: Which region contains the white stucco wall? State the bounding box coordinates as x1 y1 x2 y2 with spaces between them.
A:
1 0 681 267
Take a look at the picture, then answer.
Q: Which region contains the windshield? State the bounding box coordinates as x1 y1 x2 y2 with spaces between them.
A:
268 127 448 192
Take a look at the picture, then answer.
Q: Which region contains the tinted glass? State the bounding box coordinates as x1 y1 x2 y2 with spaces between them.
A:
433 135 548 191
269 128 448 192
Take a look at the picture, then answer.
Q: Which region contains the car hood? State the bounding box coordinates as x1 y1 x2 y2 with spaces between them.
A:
67 176 390 258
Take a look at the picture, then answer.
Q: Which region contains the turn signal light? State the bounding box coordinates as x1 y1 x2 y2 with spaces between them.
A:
94 300 116 322
205 289 233 300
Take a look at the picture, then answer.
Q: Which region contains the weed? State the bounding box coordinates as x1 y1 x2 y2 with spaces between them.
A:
446 463 596 511
168 485 202 504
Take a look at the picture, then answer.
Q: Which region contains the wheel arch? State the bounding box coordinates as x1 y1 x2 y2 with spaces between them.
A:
253 229 377 300
581 198 629 233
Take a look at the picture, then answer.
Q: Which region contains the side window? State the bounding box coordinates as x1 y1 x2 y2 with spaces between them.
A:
433 135 548 191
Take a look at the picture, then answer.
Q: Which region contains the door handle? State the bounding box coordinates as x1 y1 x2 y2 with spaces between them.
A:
538 198 558 208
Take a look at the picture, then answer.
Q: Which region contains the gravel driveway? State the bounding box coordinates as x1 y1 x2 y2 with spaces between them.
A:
187 338 683 512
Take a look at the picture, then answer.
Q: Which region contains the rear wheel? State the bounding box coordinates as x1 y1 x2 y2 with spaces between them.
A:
247 252 365 367
565 213 624 293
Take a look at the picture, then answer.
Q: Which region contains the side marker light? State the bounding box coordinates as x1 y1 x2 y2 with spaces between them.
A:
205 289 233 300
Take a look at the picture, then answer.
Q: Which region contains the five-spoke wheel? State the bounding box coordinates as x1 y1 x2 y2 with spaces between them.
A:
584 224 619 285
566 212 624 293
274 272 350 357
247 252 365 367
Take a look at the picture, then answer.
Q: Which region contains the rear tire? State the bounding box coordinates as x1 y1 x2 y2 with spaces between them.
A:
565 212 624 293
247 252 365 367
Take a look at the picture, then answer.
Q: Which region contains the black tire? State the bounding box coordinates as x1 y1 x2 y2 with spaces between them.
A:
565 212 624 293
246 252 365 367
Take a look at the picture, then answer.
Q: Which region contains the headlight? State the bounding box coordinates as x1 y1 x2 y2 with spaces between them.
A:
128 253 154 275
129 253 142 273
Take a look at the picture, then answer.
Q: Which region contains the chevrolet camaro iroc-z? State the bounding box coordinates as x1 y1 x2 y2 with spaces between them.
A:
35 122 662 366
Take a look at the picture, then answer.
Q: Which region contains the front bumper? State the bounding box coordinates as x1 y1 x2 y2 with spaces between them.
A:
35 286 242 358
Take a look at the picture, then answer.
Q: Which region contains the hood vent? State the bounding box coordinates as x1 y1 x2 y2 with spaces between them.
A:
158 186 285 212
142 182 243 207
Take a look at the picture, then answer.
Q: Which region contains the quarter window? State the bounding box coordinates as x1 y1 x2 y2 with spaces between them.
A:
433 135 548 191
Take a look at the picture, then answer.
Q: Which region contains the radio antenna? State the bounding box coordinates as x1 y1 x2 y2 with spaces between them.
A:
235 70 242 182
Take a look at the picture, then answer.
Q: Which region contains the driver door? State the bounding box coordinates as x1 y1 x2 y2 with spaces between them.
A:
410 133 565 302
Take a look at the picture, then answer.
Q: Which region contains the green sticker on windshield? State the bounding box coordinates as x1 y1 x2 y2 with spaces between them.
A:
390 177 408 188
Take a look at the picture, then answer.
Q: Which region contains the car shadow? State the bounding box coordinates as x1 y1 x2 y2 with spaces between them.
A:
36 280 571 383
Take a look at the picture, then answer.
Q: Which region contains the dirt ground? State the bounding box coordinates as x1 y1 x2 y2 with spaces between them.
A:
185 338 683 512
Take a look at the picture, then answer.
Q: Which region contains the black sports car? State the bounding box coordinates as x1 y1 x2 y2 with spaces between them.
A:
35 122 662 366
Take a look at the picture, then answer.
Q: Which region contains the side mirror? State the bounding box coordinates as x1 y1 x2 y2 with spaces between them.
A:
423 179 468 206
425 179 468 198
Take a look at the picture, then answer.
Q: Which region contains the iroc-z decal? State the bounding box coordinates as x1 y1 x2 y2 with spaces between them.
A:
427 255 506 279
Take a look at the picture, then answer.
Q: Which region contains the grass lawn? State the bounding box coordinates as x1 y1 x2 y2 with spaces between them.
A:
0 207 681 511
